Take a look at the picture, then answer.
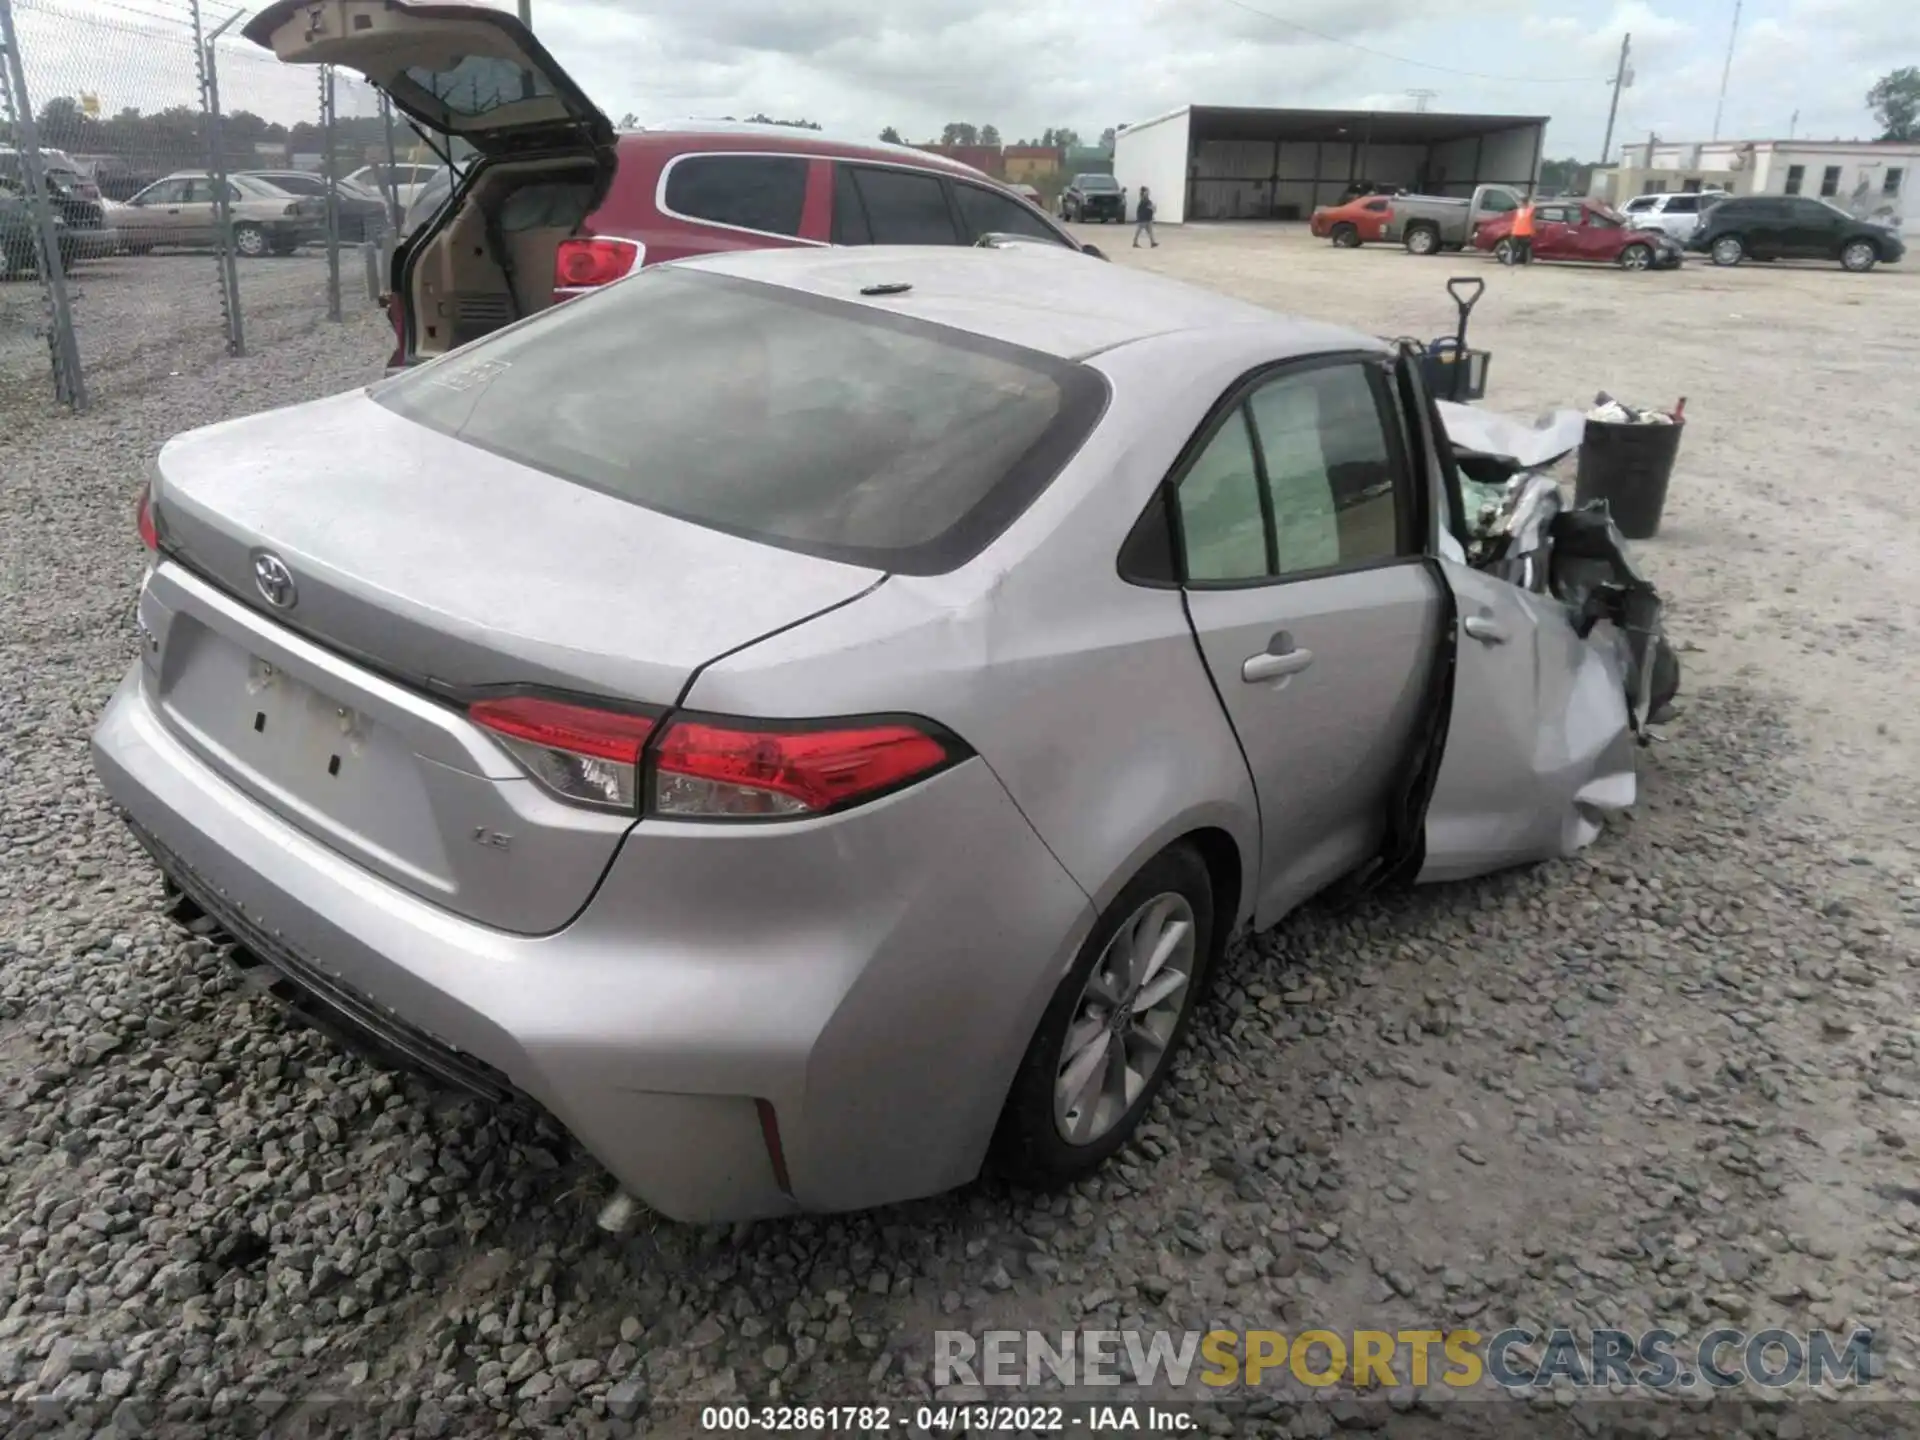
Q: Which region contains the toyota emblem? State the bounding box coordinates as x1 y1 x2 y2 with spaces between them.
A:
252 551 298 610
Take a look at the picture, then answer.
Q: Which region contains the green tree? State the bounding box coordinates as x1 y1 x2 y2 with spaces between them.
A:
980 124 1001 146
1099 126 1117 152
740 113 822 130
1868 67 1920 142
879 126 904 144
940 122 979 146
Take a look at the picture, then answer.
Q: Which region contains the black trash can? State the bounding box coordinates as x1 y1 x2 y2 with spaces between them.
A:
1573 417 1684 540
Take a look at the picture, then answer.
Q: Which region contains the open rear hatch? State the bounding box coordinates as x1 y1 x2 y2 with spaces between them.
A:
242 0 613 161
143 390 884 934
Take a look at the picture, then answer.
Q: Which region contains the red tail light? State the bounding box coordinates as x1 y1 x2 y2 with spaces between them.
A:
469 695 658 811
554 236 642 292
469 695 962 819
136 482 158 551
651 716 955 819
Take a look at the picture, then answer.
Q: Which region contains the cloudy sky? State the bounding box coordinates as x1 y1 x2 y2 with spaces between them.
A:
15 0 1912 157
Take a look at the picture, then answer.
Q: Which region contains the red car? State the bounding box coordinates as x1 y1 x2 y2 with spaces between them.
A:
1471 199 1684 270
243 0 1095 368
1309 194 1396 247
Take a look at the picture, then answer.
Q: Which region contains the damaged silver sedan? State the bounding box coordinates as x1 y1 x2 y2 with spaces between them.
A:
93 248 1676 1221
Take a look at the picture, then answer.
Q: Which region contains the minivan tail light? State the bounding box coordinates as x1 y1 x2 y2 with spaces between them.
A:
650 717 955 819
469 696 658 810
554 236 642 291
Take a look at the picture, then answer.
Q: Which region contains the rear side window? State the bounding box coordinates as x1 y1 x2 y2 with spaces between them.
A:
663 154 809 237
847 166 959 244
952 183 1063 244
371 269 1107 574
1363 199 1389 213
1666 195 1698 214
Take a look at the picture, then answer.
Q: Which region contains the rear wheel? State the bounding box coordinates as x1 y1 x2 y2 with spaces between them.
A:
1330 222 1360 248
993 842 1216 1187
1618 242 1654 271
1710 234 1744 266
1840 239 1878 272
1405 223 1440 256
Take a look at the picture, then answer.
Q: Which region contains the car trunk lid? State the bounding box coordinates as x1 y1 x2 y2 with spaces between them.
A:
144 389 885 931
241 0 614 163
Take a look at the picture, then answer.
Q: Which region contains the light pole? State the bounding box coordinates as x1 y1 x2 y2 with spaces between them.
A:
518 0 531 24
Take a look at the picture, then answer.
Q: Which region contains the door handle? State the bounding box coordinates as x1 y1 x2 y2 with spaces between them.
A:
1463 615 1508 644
1243 646 1314 682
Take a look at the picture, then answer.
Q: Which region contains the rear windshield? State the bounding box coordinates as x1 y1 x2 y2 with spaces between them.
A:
371 268 1107 574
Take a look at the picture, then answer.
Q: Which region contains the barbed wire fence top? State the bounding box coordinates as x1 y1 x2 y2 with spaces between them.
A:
1 0 386 411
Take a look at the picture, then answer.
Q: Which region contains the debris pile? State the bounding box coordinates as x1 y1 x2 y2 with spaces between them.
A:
1587 391 1685 425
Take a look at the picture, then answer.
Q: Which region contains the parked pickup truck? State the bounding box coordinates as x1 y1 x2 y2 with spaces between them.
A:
1386 183 1525 255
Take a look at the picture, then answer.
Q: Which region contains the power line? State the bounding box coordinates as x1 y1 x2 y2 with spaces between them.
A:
1210 0 1612 85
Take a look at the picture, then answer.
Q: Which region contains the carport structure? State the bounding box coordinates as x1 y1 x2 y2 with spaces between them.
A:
1113 105 1549 225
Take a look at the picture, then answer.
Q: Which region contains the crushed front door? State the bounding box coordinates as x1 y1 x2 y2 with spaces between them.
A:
1417 556 1640 885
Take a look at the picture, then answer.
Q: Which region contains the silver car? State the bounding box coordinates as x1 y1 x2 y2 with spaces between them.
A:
92 247 1676 1223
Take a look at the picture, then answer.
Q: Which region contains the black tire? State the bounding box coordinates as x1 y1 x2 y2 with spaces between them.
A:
1493 237 1516 265
1404 223 1440 256
1618 242 1654 271
1840 238 1878 272
1710 234 1744 267
1331 222 1360 248
233 223 268 259
992 842 1217 1188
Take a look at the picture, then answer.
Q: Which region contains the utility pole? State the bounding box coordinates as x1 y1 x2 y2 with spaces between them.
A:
517 0 530 24
1601 32 1632 165
1711 0 1742 141
1404 89 1437 114
1788 109 1798 140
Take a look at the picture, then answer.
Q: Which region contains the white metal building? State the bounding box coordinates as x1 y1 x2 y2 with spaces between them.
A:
1111 105 1549 225
1599 139 1914 234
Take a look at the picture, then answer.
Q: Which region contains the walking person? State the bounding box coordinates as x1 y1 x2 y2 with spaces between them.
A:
1133 186 1158 248
1508 197 1535 266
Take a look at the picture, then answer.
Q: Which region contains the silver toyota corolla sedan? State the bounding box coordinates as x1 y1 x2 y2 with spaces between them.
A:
92 245 1675 1223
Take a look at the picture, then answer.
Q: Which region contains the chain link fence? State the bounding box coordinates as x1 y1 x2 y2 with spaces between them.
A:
0 0 393 413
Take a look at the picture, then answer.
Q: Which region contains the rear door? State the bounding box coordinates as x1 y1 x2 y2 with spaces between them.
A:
242 0 612 162
1532 203 1576 259
1178 354 1444 925
126 177 194 242
949 177 1075 247
1659 193 1699 240
1785 198 1839 258
832 162 962 245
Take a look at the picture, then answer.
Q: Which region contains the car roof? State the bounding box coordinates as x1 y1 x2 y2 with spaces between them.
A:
672 245 1379 362
618 122 995 182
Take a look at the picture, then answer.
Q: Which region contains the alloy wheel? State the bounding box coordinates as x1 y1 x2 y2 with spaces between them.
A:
1620 244 1652 271
1053 891 1196 1146
1712 236 1743 266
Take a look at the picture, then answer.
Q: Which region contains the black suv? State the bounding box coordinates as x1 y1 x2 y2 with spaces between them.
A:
1688 194 1905 272
1060 173 1125 223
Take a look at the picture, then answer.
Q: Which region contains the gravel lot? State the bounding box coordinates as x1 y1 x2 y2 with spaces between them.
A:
0 252 356 412
2 226 1918 1437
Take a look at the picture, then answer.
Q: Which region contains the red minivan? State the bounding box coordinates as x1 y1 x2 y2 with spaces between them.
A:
243 0 1099 368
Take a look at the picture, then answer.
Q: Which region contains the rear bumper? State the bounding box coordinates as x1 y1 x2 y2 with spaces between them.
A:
92 660 1092 1223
